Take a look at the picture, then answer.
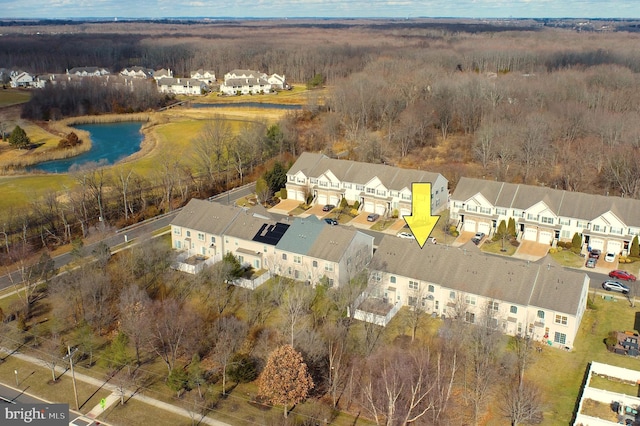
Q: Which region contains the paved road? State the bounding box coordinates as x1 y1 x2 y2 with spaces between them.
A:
0 381 45 405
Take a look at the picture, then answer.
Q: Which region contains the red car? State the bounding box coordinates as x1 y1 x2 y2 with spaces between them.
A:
608 270 636 282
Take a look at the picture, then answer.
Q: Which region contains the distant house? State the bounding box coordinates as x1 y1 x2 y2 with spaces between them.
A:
156 77 208 95
153 68 173 80
67 67 110 77
220 69 272 95
9 71 35 88
268 73 289 90
366 236 589 349
120 66 154 79
190 69 216 84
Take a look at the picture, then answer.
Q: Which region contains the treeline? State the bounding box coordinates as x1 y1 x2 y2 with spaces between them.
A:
21 79 170 120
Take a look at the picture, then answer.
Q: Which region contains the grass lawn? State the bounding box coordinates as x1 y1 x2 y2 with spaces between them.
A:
0 89 31 107
588 374 639 396
549 248 587 268
0 355 111 412
518 294 640 425
100 397 196 426
481 238 517 256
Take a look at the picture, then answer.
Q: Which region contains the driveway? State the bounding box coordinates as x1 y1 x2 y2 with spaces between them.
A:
515 240 550 261
269 198 299 215
300 203 329 218
452 231 476 247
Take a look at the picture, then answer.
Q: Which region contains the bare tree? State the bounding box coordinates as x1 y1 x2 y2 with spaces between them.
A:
118 284 152 365
210 315 247 396
282 284 313 347
148 298 196 374
500 378 544 426
191 117 233 191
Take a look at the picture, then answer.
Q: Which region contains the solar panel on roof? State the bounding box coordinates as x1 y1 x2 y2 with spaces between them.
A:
252 222 290 245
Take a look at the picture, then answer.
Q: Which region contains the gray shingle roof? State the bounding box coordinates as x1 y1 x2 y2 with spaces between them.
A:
452 177 640 226
171 199 241 235
372 236 587 315
288 152 444 191
307 225 365 262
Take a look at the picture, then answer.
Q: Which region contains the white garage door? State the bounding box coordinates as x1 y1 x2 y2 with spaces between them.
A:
297 190 305 201
478 222 491 235
400 208 411 217
330 195 339 205
375 204 386 215
317 194 327 205
364 201 374 212
606 240 622 254
538 231 553 245
524 227 538 241
589 238 605 251
464 219 476 232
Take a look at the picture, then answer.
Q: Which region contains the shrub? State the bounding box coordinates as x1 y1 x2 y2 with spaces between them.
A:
340 197 349 209
549 248 557 254
391 208 399 219
350 208 358 217
353 200 360 210
605 331 618 350
571 233 582 251
451 230 459 237
448 225 457 235
280 188 287 199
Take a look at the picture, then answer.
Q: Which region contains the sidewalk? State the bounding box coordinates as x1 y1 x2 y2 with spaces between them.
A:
1 348 231 426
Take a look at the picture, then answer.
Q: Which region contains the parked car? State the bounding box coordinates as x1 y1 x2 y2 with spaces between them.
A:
397 231 415 239
471 232 485 245
589 249 601 259
367 213 380 222
322 204 335 212
585 257 597 268
602 280 630 294
324 218 338 226
604 252 616 263
609 270 636 281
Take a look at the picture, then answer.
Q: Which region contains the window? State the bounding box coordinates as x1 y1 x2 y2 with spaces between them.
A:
327 278 334 287
559 218 571 226
319 181 328 187
325 262 334 272
466 205 478 212
495 208 507 215
294 255 302 264
186 230 191 237
211 236 216 244
366 187 375 194
282 253 287 260
510 305 518 314
372 272 381 282
488 301 499 311
264 246 268 253
561 230 571 239
465 295 477 305
355 184 365 191
310 178 318 184
428 284 435 293
402 193 411 201
312 260 318 268
254 260 260 268
541 217 554 225
554 332 567 345
331 182 340 188
527 213 538 221
465 312 475 324
537 310 545 319
376 189 386 196
409 280 419 290
173 227 181 235
198 233 205 241
238 255 244 264
576 221 587 229
480 207 491 214
610 227 623 235
592 224 601 232
175 241 181 249
343 183 352 189
449 291 456 300
555 315 568 325
408 296 417 306
390 276 396 284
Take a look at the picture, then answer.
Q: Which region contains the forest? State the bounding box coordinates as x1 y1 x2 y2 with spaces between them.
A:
1 18 640 425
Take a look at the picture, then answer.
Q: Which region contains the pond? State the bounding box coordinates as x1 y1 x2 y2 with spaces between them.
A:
191 102 302 110
30 121 144 173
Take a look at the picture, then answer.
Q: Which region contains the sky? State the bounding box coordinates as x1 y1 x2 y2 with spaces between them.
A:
1 0 637 20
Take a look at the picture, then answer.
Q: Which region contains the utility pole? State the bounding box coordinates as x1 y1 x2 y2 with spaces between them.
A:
67 346 79 410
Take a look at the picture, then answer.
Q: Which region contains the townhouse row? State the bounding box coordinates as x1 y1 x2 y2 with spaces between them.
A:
451 177 640 255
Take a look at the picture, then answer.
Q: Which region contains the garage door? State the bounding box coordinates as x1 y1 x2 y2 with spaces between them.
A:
606 240 622 254
523 227 538 241
375 204 386 215
464 219 476 232
317 194 327 205
297 190 305 201
329 195 339 205
589 238 605 252
400 208 411 217
478 222 491 235
538 231 553 245
364 201 374 212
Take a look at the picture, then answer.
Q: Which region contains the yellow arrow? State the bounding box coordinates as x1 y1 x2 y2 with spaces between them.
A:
403 182 440 248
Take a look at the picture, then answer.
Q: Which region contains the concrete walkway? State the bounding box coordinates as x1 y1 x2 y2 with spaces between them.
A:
1 348 231 426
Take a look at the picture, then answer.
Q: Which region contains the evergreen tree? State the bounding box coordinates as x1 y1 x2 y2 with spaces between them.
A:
571 233 583 253
631 235 639 258
507 217 517 238
8 125 30 149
